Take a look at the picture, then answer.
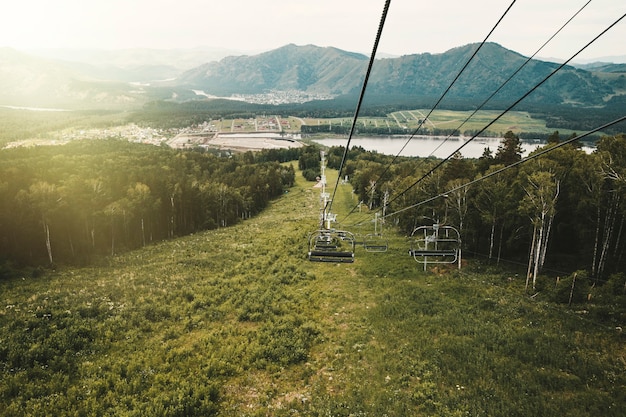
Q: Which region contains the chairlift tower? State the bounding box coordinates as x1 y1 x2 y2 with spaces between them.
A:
308 150 355 262
318 150 336 230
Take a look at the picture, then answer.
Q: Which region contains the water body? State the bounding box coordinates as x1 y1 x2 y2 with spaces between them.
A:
312 136 594 158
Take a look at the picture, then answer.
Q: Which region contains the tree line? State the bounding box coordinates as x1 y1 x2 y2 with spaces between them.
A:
0 140 295 270
335 131 626 283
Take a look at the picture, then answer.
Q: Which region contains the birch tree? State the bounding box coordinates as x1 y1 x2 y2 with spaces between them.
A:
519 171 560 291
473 165 517 263
17 181 63 266
126 182 160 247
596 134 626 277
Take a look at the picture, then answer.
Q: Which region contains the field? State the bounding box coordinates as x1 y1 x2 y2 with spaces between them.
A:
1 166 625 416
1 107 563 151
279 110 555 136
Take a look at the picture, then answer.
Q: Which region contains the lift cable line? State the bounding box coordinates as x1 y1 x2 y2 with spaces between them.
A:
427 0 593 158
327 0 391 217
339 0 518 225
339 0 609 229
385 10 626 211
384 115 626 219
370 0 518 190
308 0 390 263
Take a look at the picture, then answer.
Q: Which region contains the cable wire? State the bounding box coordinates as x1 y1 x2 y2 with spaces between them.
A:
372 1 518 188
427 0 593 158
339 0 519 224
327 0 391 216
386 10 626 210
385 115 626 219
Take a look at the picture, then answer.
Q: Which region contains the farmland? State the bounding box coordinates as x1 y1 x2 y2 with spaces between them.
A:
1 106 565 151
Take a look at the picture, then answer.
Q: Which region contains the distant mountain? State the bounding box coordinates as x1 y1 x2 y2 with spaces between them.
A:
573 62 626 74
175 44 369 95
1 43 624 111
0 48 151 109
175 43 619 108
367 43 615 107
26 47 246 82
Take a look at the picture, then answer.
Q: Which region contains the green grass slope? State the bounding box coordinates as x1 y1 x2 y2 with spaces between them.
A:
1 168 624 416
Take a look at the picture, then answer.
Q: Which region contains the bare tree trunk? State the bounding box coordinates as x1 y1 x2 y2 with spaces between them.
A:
43 221 53 266
526 225 537 291
141 218 146 247
613 214 624 263
533 217 545 291
539 181 559 271
598 195 617 278
170 195 175 238
539 213 554 270
592 205 601 278
568 273 578 306
488 218 495 260
68 233 75 258
497 223 504 266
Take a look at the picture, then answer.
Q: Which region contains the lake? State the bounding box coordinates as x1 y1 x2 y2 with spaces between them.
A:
311 135 593 158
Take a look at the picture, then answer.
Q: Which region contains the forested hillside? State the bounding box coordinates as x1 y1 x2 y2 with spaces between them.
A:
0 159 624 416
2 130 625 283
0 140 295 269
322 132 626 282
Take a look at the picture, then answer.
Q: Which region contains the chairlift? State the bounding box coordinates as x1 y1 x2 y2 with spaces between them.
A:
308 229 355 263
364 233 388 252
409 223 461 270
363 212 388 252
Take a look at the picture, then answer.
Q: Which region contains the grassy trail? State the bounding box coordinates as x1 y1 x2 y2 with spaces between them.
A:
1 167 625 416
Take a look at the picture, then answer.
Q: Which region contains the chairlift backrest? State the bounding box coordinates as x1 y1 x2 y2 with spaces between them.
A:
409 224 460 264
364 233 388 252
308 229 355 263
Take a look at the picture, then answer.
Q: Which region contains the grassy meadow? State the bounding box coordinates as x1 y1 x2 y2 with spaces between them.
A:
1 167 625 416
294 110 560 137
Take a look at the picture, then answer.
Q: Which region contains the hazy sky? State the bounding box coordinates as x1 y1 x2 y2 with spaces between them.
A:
2 0 624 61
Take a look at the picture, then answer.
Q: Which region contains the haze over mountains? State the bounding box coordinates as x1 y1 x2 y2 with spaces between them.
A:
1 43 624 111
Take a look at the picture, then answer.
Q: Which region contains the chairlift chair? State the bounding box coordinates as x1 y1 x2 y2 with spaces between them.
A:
409 224 461 269
308 229 356 263
363 212 388 252
364 233 388 252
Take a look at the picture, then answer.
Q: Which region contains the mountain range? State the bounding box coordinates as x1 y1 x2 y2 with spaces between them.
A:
1 43 624 111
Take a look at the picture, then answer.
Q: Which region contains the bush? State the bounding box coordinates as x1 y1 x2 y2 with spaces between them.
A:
302 168 320 181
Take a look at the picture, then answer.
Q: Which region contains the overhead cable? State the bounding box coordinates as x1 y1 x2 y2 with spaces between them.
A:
385 115 626 219
327 0 391 216
386 10 626 209
372 0 518 187
427 0 593 158
340 0 518 224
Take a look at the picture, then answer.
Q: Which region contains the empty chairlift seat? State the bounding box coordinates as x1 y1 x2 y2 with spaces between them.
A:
308 229 356 263
363 233 388 252
409 224 460 265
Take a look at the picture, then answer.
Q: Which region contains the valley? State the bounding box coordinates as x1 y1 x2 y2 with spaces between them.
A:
1 165 624 416
2 108 563 151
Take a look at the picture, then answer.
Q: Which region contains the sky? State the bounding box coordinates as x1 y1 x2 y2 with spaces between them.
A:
1 0 625 62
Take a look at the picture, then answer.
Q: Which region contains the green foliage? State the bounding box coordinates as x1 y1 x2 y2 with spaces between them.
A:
0 140 296 268
1 165 625 416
